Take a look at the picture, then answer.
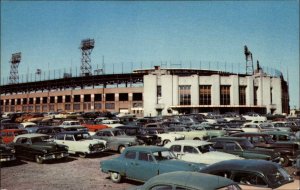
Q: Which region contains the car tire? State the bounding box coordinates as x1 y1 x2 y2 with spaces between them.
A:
78 152 87 158
280 155 290 167
110 171 122 183
193 137 200 140
163 139 171 145
35 155 43 164
118 145 125 154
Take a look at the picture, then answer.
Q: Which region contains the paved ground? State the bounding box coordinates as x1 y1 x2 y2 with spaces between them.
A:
1 151 298 190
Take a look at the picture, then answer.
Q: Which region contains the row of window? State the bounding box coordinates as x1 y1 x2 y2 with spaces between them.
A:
0 93 143 105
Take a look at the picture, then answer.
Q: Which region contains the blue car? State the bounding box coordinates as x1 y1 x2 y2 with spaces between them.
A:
100 146 206 183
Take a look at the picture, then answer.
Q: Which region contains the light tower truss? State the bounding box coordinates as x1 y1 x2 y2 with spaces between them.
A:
244 45 254 75
80 39 95 76
9 52 21 84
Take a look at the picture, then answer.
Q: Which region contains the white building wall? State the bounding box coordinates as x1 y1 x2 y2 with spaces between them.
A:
191 75 199 106
271 77 282 114
246 76 254 105
230 75 239 105
161 75 173 115
211 75 220 105
144 75 157 117
262 76 271 113
172 75 179 107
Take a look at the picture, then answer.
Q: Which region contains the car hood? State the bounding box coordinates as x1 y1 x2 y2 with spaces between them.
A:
249 147 279 157
202 151 243 161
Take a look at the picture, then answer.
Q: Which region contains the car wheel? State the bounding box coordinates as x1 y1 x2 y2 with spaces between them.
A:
78 152 87 158
110 171 122 183
35 155 43 164
280 155 290 167
193 137 200 140
163 140 171 145
118 145 125 154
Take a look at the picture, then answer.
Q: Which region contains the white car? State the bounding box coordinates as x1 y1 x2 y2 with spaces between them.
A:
241 122 277 133
144 128 185 145
242 113 267 123
53 131 106 158
164 140 243 165
59 120 83 128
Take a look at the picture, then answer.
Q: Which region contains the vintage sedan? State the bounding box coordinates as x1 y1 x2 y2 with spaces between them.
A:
0 128 28 144
91 128 141 153
100 146 206 183
208 137 281 163
167 126 209 140
54 131 106 157
131 171 241 190
12 134 69 164
0 141 16 162
143 127 185 145
164 140 243 164
200 159 299 190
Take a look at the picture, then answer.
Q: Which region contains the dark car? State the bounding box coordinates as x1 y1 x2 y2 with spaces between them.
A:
200 159 299 190
0 141 16 162
231 132 300 166
36 126 65 138
208 137 281 163
116 125 161 145
12 134 69 164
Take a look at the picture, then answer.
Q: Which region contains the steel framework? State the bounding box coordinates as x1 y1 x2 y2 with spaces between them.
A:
80 39 95 76
244 45 254 75
9 52 21 84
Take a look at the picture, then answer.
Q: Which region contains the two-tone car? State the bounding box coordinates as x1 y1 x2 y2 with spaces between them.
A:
164 140 243 164
12 134 69 164
54 131 106 157
91 128 141 153
100 146 206 183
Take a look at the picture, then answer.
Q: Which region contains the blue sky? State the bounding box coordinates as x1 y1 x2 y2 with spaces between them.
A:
1 1 299 109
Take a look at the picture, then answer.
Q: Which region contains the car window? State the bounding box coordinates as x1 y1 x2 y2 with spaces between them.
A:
138 152 154 162
16 137 28 144
103 131 112 137
125 151 136 160
224 142 241 151
55 134 65 140
170 145 181 153
65 134 74 141
183 146 198 154
150 185 172 190
233 172 267 186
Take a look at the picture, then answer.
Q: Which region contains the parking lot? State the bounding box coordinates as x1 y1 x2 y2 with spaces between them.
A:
1 152 142 190
1 149 298 190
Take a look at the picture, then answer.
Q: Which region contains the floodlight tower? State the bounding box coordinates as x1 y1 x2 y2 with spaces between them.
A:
244 45 254 75
80 39 95 76
9 52 21 84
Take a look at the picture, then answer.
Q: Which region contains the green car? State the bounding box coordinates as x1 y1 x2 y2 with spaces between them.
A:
130 171 241 190
100 146 206 183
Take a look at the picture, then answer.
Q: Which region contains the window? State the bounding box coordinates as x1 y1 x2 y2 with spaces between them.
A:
42 97 47 104
74 95 81 102
73 104 80 110
179 85 191 105
0 100 3 105
170 145 181 153
105 103 115 109
23 98 27 104
254 86 258 105
94 94 102 101
65 95 71 103
133 93 143 101
233 172 267 186
183 146 198 154
94 103 102 109
106 93 115 101
65 104 71 110
50 96 55 103
220 85 230 105
157 86 162 104
11 99 15 105
17 99 21 105
29 98 34 104
138 152 153 162
55 134 64 140
65 135 74 141
239 86 246 105
35 98 40 104
199 85 211 105
84 94 91 102
125 151 136 159
119 93 128 101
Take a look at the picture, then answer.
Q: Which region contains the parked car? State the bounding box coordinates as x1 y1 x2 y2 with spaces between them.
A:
59 120 84 128
12 134 69 164
208 137 281 163
167 126 209 140
191 123 226 139
54 131 106 158
0 141 16 162
200 159 299 190
91 128 141 153
35 126 65 138
164 140 243 164
231 132 300 166
242 112 267 123
0 128 28 144
143 127 185 145
240 122 277 133
81 120 109 132
116 125 161 145
100 146 206 183
131 171 241 190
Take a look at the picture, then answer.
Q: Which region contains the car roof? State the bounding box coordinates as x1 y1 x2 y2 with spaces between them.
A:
143 171 237 190
200 159 279 174
58 131 89 135
126 146 169 152
14 133 48 138
167 140 212 146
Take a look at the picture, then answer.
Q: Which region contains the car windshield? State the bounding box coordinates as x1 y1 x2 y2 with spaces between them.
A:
197 144 215 153
113 130 126 136
152 150 177 161
266 167 293 188
31 136 49 143
74 133 92 141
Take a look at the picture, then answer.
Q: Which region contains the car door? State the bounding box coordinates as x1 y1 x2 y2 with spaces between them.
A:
14 137 31 159
181 145 201 163
169 145 183 159
133 151 158 181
